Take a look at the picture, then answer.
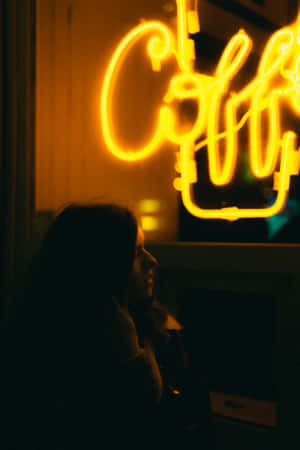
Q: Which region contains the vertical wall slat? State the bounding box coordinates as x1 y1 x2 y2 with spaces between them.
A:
1 0 36 311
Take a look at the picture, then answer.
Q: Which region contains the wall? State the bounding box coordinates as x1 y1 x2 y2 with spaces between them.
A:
35 0 180 240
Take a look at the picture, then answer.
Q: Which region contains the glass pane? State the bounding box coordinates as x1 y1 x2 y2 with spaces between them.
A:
35 0 300 244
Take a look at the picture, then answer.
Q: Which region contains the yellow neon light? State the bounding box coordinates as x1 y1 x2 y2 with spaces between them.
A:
139 199 162 214
100 0 300 221
100 23 172 161
140 216 161 231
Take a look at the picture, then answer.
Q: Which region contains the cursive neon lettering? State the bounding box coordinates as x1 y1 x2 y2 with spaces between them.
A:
100 0 300 220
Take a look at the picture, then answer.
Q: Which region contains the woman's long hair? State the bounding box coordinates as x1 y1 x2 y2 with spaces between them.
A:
7 203 137 329
1 203 138 448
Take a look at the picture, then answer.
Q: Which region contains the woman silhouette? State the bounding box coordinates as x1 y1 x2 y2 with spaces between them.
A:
0 203 162 449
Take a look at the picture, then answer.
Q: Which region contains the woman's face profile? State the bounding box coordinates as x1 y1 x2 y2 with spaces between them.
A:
127 226 158 305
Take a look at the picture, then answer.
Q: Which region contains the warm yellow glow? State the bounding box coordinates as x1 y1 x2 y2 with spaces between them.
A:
181 132 295 220
100 22 173 161
100 0 300 221
176 0 195 72
164 73 207 144
139 199 162 213
187 10 200 34
140 216 161 231
207 31 252 186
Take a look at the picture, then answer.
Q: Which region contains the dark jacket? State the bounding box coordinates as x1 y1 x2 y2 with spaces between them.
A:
0 301 162 450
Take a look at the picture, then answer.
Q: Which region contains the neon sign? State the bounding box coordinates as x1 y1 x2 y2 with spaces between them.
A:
100 0 300 221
